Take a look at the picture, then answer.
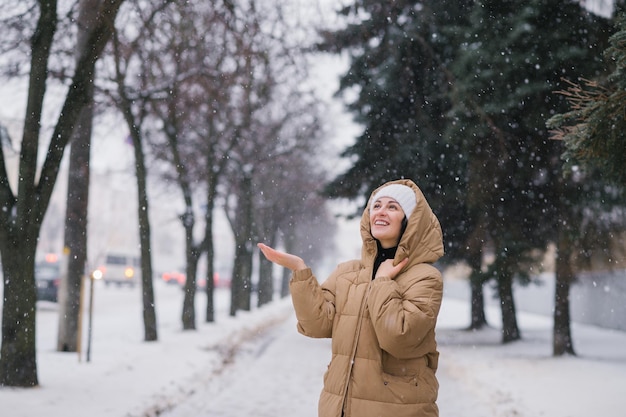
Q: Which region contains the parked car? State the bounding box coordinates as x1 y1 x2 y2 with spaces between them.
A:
93 253 140 287
36 261 61 302
161 270 229 289
162 271 186 286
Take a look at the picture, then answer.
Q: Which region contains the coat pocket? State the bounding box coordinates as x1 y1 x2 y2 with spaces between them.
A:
381 370 420 403
381 351 437 404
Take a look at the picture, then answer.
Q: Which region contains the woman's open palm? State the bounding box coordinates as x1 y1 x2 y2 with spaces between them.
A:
257 243 307 271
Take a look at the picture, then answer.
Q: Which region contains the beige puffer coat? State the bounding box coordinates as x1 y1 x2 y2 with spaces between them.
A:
289 179 444 417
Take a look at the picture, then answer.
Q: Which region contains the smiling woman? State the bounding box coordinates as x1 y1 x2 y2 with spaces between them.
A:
369 183 417 249
258 179 445 417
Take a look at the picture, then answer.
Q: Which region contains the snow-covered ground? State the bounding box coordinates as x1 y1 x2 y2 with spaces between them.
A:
1 276 625 417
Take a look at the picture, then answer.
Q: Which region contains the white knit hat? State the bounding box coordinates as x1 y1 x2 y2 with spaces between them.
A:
370 183 417 218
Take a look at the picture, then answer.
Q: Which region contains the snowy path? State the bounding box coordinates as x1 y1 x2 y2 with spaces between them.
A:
161 295 626 417
161 313 503 417
162 315 328 417
158 305 507 417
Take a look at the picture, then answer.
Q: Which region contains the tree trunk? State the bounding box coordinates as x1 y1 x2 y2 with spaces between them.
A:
203 182 218 322
468 250 488 330
181 214 199 330
280 268 291 298
57 98 92 352
115 49 158 340
497 265 521 343
133 138 158 342
136 141 158 341
553 222 576 356
182 246 199 330
1 0 59 387
164 124 200 330
280 231 296 298
57 0 96 352
469 274 488 330
0 241 39 386
230 175 254 315
257 249 274 307
231 241 253 315
553 246 575 355
127 121 157 341
256 226 276 307
238 180 254 312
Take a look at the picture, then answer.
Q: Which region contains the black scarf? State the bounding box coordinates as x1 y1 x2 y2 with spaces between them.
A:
372 241 398 279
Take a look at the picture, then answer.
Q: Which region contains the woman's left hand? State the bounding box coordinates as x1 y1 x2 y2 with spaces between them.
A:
375 258 408 280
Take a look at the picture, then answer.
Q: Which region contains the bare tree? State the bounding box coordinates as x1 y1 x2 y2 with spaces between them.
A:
255 156 335 306
0 0 125 387
98 1 182 341
221 0 331 315
135 2 243 328
56 0 99 353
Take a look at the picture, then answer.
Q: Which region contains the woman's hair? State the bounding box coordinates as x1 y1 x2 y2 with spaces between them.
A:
400 216 408 240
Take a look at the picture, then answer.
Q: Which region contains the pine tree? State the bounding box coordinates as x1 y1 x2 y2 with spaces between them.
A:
320 0 475 270
549 13 626 185
451 0 610 344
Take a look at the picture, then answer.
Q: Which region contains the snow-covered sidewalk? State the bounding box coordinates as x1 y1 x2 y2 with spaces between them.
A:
161 295 626 417
162 313 328 417
436 295 626 417
1 279 625 417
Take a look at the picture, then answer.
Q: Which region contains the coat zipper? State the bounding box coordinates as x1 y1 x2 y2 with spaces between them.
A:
340 279 373 416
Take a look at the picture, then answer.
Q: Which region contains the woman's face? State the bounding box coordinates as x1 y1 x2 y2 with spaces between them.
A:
370 197 406 248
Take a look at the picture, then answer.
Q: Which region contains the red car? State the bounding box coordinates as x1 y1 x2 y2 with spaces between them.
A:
162 271 186 285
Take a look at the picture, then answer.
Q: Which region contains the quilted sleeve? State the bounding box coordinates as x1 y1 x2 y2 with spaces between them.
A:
289 267 337 338
367 263 443 358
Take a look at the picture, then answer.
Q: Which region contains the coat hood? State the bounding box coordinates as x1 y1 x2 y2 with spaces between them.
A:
360 179 444 266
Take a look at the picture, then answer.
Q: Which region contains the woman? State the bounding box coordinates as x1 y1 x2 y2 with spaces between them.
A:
257 179 444 417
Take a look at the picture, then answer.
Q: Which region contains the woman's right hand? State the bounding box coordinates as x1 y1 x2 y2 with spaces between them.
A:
257 243 307 272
